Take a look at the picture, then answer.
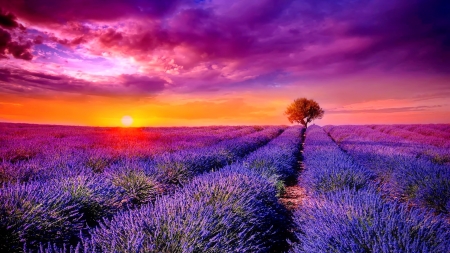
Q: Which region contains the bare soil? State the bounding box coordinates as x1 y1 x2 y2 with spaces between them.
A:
280 138 307 212
280 184 307 211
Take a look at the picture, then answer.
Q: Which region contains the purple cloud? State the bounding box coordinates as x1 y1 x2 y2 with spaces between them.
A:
0 28 33 60
0 68 166 97
0 8 22 29
120 74 167 93
0 0 449 94
2 0 183 24
0 9 33 60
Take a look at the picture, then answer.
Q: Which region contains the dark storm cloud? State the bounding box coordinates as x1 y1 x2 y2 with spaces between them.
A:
0 28 33 60
6 40 33 60
0 8 21 29
0 8 33 60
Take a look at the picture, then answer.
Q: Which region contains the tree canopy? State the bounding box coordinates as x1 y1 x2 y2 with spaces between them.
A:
285 98 324 127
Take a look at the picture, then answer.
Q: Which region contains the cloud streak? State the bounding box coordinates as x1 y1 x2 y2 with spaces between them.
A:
328 105 445 114
0 9 33 60
0 68 167 97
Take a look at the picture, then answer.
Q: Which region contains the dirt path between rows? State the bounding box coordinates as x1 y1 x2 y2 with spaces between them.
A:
276 131 308 252
279 130 307 211
279 180 307 212
279 157 307 211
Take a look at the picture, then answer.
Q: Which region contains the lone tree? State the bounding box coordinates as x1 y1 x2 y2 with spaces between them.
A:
285 98 324 127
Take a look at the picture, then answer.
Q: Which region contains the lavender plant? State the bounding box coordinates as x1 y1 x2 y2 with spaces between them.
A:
0 182 84 252
109 169 162 206
397 124 450 140
153 126 284 185
392 158 450 213
5 126 285 252
325 125 450 213
0 124 262 184
242 126 304 184
301 125 373 194
54 174 124 226
91 166 289 253
291 188 450 253
291 125 450 253
371 125 450 161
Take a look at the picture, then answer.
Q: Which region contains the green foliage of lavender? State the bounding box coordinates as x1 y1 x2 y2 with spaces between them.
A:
242 126 304 184
326 124 450 214
292 188 450 253
3 123 449 252
91 167 289 253
55 174 124 226
1 125 291 252
301 126 373 195
152 126 284 185
0 182 84 252
290 125 450 253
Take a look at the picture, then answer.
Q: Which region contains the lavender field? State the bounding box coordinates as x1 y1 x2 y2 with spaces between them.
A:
1 123 449 252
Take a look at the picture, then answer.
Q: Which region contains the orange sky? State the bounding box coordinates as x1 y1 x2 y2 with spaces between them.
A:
1 73 449 127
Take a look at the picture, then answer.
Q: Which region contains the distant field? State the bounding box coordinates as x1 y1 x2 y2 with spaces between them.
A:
0 123 449 252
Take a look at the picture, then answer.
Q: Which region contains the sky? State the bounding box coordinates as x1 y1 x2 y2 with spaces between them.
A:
0 0 449 126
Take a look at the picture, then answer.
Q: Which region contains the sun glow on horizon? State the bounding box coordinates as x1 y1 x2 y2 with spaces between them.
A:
121 115 133 127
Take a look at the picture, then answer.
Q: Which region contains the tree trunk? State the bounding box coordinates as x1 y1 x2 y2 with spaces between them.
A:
300 119 307 128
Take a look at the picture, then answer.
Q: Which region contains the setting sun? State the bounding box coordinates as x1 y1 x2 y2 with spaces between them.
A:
121 115 133 127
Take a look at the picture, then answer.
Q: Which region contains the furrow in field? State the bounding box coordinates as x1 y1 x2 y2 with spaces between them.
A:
2 126 285 252
26 126 305 253
324 125 450 215
0 125 260 184
422 124 450 133
289 125 449 253
395 124 450 140
371 124 450 153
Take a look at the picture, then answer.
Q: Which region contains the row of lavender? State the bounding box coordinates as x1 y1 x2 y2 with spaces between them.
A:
1 126 282 251
23 126 304 252
325 125 450 214
393 124 450 141
0 124 261 183
290 126 449 252
0 124 239 162
369 125 450 164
